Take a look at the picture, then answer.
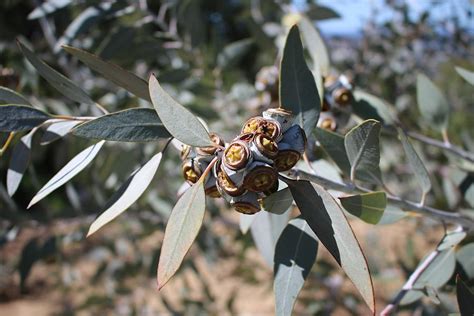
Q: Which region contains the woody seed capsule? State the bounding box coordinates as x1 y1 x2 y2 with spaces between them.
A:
243 161 278 192
242 117 263 134
182 159 203 184
223 140 251 170
257 118 282 141
196 132 225 156
231 191 261 214
262 108 294 133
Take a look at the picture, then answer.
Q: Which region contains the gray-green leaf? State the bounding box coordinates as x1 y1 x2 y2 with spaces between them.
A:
40 120 80 145
157 180 206 289
340 192 386 224
7 129 36 196
455 66 474 86
217 39 253 69
280 25 321 136
18 41 94 105
0 87 31 105
287 180 375 312
262 187 293 215
313 127 351 176
63 45 151 101
456 275 474 316
353 90 399 125
73 108 170 142
456 243 474 279
416 73 450 131
87 152 163 236
149 75 212 147
298 16 330 77
0 105 51 132
274 217 318 316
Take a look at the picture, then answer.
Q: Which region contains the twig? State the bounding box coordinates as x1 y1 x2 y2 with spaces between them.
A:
0 132 15 156
288 169 474 231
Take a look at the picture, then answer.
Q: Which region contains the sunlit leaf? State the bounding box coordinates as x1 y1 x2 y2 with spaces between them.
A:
250 211 290 267
353 90 399 125
7 128 36 196
262 187 293 215
416 73 450 131
0 105 51 132
40 120 80 145
456 243 474 279
18 41 94 105
398 128 432 198
73 108 170 142
340 192 386 224
344 119 382 184
28 0 72 20
63 45 150 101
87 152 163 236
274 217 318 316
157 180 206 289
287 179 375 313
280 25 321 136
28 141 105 208
456 275 474 316
0 87 30 105
313 127 351 176
298 16 330 76
239 213 257 235
455 66 474 86
217 38 253 69
149 75 212 147
377 205 406 225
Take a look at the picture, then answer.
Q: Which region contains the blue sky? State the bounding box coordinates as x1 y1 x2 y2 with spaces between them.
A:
298 0 474 37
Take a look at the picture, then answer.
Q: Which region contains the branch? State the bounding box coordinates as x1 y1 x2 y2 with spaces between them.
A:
288 169 474 231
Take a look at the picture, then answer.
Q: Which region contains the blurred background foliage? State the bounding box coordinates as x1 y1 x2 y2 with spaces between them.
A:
0 0 473 314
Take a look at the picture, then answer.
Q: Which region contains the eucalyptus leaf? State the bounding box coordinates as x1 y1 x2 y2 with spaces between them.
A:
456 275 474 316
63 46 150 101
87 152 163 236
40 120 80 145
250 211 290 267
344 119 383 184
0 105 51 132
28 141 105 208
416 73 450 131
280 25 321 136
274 217 318 316
157 180 206 290
149 75 212 147
28 0 72 20
287 179 375 312
217 38 253 69
398 128 432 198
377 205 406 225
7 128 36 196
340 192 386 225
353 90 398 125
456 243 474 279
18 41 94 105
313 127 351 175
455 66 474 86
0 87 30 105
18 238 40 291
305 5 341 21
298 16 330 77
239 213 257 235
262 187 293 215
73 108 170 142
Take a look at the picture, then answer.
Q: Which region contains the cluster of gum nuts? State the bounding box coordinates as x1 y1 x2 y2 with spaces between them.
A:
181 108 306 215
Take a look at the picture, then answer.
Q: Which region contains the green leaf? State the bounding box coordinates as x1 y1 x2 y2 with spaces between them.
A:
7 129 36 196
344 119 383 184
287 180 375 313
157 180 206 290
398 128 432 198
28 141 105 208
87 152 163 236
456 243 474 279
149 75 212 147
313 127 351 175
72 108 170 142
250 211 290 267
274 217 318 316
0 87 31 105
298 16 330 77
456 275 474 316
262 187 293 215
455 66 474 86
280 25 321 136
416 73 450 131
62 45 151 101
18 41 94 105
217 39 253 69
0 105 51 132
340 192 386 224
352 90 399 125
40 120 80 145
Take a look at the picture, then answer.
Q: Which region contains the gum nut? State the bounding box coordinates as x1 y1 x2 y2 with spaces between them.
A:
281 125 306 154
242 116 263 134
180 145 192 160
262 178 279 196
197 132 225 156
254 133 279 159
333 88 352 106
182 159 202 184
262 108 294 133
317 113 337 131
243 162 278 193
216 166 246 197
338 74 353 89
249 140 274 165
221 162 245 187
223 140 251 170
205 174 220 198
234 132 255 143
257 118 282 141
273 145 301 172
231 192 261 215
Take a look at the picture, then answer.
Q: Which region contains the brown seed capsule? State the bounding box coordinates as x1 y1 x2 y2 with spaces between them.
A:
262 108 294 133
319 116 337 131
242 117 263 134
197 133 225 156
234 132 255 143
231 192 261 214
216 167 246 197
262 178 279 196
254 134 279 159
180 145 192 160
243 163 278 192
257 118 281 141
333 88 352 106
223 140 251 170
273 149 301 172
182 160 202 184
